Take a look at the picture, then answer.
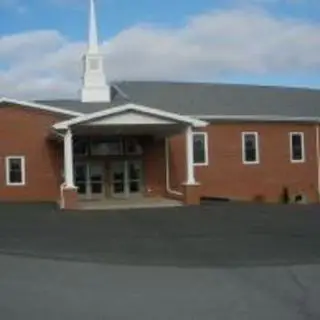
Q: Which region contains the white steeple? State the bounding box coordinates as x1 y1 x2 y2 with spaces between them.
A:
88 0 99 54
81 0 111 103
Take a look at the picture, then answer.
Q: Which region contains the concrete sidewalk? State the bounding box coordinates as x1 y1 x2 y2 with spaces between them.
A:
78 197 182 210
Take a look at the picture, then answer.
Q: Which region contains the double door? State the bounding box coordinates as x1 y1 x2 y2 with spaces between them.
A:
75 163 105 200
110 160 143 198
74 160 143 200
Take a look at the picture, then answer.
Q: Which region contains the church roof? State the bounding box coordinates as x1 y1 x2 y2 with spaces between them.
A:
35 81 320 120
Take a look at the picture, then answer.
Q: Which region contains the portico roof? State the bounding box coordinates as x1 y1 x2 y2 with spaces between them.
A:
53 103 208 130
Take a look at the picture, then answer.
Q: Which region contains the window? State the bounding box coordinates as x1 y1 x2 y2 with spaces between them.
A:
192 132 208 166
290 132 305 162
125 138 143 155
242 132 259 164
73 140 88 156
5 156 26 186
90 139 123 155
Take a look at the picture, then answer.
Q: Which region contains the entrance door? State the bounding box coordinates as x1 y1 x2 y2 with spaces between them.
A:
110 161 126 198
75 163 105 200
74 163 87 197
110 160 143 198
88 163 105 199
127 160 142 195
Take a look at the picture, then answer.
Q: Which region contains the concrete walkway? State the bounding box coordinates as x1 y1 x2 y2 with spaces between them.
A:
78 197 183 210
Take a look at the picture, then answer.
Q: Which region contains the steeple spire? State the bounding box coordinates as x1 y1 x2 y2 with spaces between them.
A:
80 0 111 103
88 0 99 54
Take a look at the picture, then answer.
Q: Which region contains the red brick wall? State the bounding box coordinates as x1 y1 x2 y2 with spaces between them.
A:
0 103 65 202
0 101 319 204
169 122 319 203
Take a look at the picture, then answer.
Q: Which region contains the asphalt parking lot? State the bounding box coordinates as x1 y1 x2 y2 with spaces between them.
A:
1 202 320 319
0 202 319 267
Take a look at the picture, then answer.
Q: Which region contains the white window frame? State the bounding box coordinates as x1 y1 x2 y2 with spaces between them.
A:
289 132 305 163
192 132 209 166
242 132 260 165
5 156 26 186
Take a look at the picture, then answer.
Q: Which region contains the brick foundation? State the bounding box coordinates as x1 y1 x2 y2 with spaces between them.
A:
61 187 79 210
182 183 201 205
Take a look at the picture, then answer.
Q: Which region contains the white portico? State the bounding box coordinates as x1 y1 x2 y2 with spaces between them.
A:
54 103 207 208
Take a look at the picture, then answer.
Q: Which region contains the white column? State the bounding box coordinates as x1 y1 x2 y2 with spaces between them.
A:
185 125 196 185
64 129 75 188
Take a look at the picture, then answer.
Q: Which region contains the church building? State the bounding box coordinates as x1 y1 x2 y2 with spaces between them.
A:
1 0 320 209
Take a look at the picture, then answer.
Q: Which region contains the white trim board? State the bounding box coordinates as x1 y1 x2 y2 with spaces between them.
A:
53 103 208 130
193 114 320 123
0 97 83 117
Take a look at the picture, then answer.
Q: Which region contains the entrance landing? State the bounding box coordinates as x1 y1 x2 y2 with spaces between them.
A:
78 197 183 210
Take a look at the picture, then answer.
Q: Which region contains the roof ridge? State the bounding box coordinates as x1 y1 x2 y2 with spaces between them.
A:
114 80 320 93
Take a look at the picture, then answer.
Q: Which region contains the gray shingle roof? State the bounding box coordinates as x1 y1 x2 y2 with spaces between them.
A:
35 81 320 118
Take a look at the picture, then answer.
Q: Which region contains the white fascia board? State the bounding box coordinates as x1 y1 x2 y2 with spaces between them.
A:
0 97 83 117
193 114 320 123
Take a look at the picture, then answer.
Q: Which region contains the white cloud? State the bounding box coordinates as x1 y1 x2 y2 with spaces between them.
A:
1 7 320 99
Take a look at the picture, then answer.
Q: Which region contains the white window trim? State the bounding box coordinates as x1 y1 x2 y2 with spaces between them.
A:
289 132 305 163
5 156 26 186
242 132 260 165
192 132 209 166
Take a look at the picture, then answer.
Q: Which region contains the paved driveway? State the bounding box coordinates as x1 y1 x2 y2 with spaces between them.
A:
0 202 320 267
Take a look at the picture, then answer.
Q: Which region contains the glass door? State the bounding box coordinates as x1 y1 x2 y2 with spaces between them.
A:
127 160 142 195
74 163 105 200
110 161 126 198
88 163 105 199
75 163 87 199
110 160 143 198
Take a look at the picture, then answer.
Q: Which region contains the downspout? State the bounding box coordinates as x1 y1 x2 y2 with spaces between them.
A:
165 138 183 197
316 124 320 202
60 182 67 209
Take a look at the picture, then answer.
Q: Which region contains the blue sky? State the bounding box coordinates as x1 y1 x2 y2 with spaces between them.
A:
2 0 320 38
1 0 320 98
